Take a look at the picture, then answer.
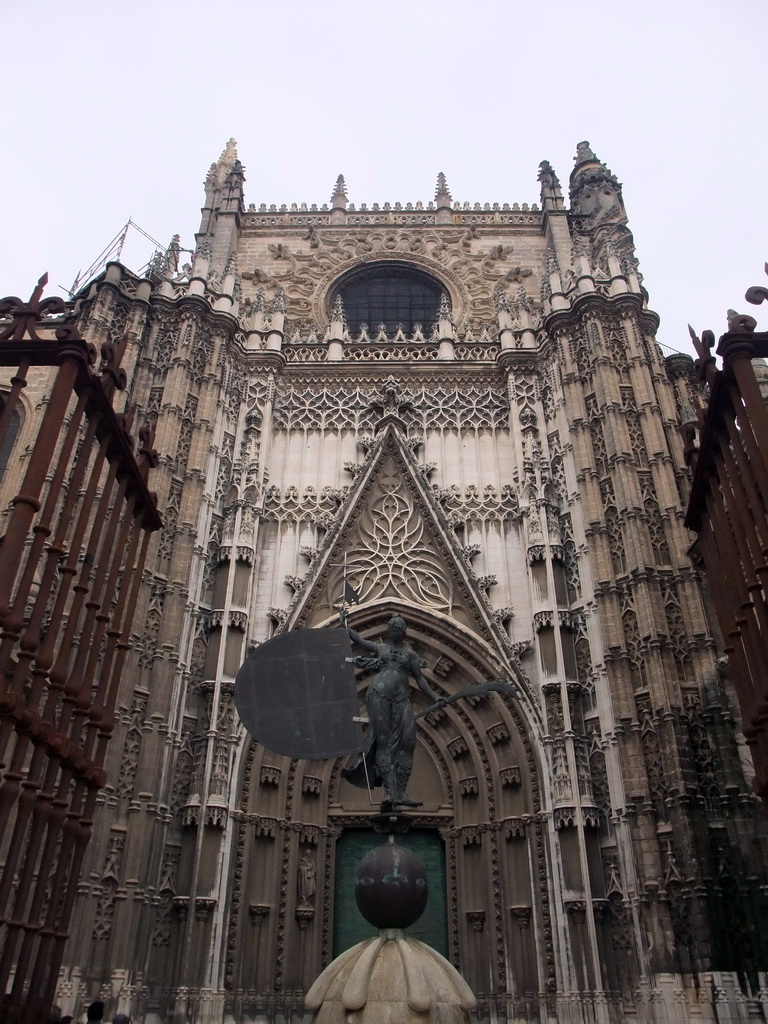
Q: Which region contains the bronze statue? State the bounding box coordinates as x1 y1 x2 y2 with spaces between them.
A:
342 614 443 809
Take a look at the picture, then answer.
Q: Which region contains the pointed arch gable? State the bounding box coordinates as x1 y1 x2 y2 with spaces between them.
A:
283 423 534 700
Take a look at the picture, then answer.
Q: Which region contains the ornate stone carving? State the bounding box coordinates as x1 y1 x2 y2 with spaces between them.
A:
459 776 479 796
195 897 216 921
509 905 532 927
297 849 316 908
433 655 455 679
553 806 577 830
486 722 510 746
500 766 522 788
448 736 469 759
329 454 454 610
260 766 281 786
302 775 322 795
466 910 486 932
249 903 270 925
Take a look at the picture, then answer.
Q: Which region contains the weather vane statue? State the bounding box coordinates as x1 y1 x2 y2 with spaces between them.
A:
340 609 444 808
234 556 517 813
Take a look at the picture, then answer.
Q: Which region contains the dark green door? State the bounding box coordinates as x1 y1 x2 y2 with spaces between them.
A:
333 829 448 957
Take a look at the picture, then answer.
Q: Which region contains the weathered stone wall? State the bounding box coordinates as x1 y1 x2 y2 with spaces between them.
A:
35 145 768 1024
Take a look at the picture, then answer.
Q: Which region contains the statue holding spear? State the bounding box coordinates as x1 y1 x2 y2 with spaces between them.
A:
233 555 519 812
338 562 518 810
340 608 444 808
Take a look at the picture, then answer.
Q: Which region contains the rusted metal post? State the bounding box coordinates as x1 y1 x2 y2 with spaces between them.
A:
685 278 768 814
0 279 161 1023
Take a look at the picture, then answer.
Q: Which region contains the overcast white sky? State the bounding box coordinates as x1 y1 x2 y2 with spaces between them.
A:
3 0 767 356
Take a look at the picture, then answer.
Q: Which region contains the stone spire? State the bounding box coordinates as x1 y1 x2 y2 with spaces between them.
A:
569 140 627 231
331 174 348 210
434 172 452 207
213 138 239 187
196 139 245 282
434 172 453 225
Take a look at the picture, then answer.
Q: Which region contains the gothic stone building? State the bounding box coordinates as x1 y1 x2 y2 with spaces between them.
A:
37 142 768 1022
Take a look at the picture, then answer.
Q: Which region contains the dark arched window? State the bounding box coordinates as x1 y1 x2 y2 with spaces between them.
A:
334 264 445 337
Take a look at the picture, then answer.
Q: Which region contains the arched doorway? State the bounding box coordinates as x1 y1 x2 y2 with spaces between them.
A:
227 606 549 1011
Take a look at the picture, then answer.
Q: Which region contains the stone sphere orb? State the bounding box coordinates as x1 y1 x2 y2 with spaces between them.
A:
355 843 428 929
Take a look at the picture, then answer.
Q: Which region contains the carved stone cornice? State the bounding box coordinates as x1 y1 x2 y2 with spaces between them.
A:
543 289 659 336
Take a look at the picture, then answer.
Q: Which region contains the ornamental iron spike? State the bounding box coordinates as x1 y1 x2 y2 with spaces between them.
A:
0 273 72 344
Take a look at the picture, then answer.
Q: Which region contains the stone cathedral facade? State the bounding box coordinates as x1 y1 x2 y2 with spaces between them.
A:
50 142 768 1023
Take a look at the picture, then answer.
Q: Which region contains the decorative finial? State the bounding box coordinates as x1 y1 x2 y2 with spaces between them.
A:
569 142 625 226
330 294 346 324
218 138 238 166
331 174 348 207
434 172 452 205
495 290 511 314
208 139 241 189
574 141 598 165
0 273 74 345
437 293 453 323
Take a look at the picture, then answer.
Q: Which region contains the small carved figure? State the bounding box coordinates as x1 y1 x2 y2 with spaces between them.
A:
537 160 560 188
342 614 443 809
172 263 192 283
575 141 597 164
297 849 316 907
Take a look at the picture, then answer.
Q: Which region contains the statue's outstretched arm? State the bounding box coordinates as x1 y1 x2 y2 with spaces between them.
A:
411 655 441 704
346 627 379 653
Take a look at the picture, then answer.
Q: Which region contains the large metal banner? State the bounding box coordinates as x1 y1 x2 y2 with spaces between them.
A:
234 628 362 759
